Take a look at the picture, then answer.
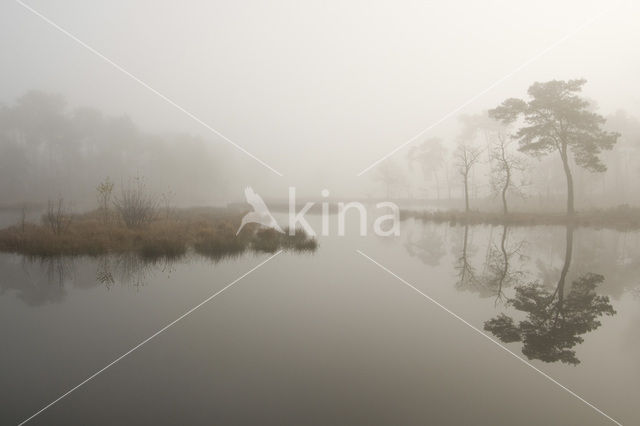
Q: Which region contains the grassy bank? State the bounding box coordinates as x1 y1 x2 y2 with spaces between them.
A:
401 205 640 229
0 207 317 259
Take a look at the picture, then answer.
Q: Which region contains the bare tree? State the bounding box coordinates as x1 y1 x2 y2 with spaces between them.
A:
489 134 526 214
43 198 73 235
454 144 483 212
114 176 158 228
96 177 114 224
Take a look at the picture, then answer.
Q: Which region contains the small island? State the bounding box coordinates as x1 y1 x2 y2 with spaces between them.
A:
0 180 316 260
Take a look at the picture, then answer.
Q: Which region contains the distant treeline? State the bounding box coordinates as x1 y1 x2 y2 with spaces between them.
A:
0 91 240 208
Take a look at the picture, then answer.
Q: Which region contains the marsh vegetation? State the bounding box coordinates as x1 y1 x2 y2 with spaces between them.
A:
0 201 316 260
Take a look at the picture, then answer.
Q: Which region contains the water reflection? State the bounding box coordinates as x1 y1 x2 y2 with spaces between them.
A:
41 256 76 288
402 223 620 365
96 254 176 289
454 224 526 301
454 224 477 291
0 253 178 305
404 224 446 266
1 234 318 306
0 222 630 366
0 256 74 306
477 225 526 304
484 226 616 365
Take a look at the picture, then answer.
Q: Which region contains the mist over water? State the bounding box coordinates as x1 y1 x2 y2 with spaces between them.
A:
1 1 640 425
2 220 639 424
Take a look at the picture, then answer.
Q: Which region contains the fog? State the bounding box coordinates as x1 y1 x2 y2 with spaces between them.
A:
5 3 640 425
1 0 639 206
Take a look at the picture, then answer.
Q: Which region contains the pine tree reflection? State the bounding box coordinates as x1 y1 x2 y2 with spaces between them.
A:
484 226 616 365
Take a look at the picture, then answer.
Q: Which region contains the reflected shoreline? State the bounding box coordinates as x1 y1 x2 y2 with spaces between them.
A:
401 208 640 230
405 221 624 365
0 248 314 307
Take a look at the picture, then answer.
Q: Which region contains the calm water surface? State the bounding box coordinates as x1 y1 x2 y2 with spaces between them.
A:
1 217 639 425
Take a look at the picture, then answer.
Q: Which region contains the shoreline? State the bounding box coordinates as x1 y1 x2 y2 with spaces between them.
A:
401 206 640 230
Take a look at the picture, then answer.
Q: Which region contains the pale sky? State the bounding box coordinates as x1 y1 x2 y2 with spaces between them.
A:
1 0 638 199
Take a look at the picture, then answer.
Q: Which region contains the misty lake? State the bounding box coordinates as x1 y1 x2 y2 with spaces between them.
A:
2 215 639 425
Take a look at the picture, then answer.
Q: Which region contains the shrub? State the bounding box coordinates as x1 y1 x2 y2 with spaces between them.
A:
42 198 73 235
114 177 158 228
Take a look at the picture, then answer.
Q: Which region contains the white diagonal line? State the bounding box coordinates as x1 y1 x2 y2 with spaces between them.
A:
14 0 283 177
356 249 622 426
356 4 613 177
17 250 283 426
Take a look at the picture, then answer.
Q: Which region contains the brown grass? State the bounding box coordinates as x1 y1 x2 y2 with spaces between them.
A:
251 227 318 253
0 207 317 259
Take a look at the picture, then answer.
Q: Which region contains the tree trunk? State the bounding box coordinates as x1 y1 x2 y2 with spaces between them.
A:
556 225 574 302
502 179 509 216
496 224 509 298
560 150 575 216
463 172 470 213
500 143 510 215
460 224 470 284
501 174 509 215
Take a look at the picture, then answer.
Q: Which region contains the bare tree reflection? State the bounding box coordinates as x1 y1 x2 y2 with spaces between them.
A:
40 256 76 288
0 252 177 305
96 253 176 288
480 225 525 304
484 226 616 365
454 225 477 290
0 256 76 306
453 224 525 301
